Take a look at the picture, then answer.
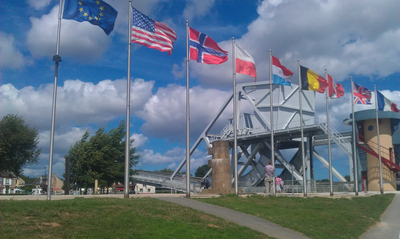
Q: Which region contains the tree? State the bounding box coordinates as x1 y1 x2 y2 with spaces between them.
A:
195 164 210 178
0 114 41 176
156 168 174 174
66 120 139 191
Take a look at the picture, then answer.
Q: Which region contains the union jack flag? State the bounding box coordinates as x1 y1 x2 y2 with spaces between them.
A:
353 82 372 105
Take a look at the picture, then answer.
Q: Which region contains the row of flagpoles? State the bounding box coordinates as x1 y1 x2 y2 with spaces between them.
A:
47 0 398 199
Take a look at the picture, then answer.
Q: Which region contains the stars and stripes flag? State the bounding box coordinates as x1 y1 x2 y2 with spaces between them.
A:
353 82 372 105
131 7 177 54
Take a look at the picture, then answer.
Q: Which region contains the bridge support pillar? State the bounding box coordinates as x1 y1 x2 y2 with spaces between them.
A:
202 140 236 194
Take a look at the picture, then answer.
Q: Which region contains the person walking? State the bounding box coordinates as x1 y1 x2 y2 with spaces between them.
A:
264 161 275 195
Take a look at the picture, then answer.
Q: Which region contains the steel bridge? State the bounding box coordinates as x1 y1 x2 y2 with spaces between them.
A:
133 81 356 192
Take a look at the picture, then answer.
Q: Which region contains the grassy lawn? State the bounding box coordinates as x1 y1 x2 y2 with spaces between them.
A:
195 194 395 239
0 197 270 239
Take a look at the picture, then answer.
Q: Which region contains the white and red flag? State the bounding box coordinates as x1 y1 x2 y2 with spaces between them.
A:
327 74 344 99
234 43 256 78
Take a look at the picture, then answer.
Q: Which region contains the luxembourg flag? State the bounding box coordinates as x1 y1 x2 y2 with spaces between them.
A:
272 55 294 86
235 43 256 78
377 90 399 112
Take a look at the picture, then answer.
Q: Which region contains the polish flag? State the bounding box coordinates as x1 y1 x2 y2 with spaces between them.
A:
235 44 256 78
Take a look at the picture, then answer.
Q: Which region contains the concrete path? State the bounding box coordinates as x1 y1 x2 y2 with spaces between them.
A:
361 193 400 239
156 197 310 239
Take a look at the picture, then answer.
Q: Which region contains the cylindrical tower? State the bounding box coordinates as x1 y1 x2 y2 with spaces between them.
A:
352 110 400 191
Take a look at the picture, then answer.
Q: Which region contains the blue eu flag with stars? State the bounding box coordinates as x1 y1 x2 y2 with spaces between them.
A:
63 0 118 35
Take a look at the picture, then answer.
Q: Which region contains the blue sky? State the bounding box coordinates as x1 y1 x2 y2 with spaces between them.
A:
1 0 399 181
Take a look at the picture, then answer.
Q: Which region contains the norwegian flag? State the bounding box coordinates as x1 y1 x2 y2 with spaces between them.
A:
189 27 228 64
353 82 372 105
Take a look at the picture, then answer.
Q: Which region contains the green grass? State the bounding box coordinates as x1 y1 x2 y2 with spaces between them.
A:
195 194 395 239
0 198 270 239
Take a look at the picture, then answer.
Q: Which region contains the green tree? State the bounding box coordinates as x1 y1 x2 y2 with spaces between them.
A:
20 175 37 192
195 164 210 178
0 114 41 176
66 120 139 191
156 168 174 174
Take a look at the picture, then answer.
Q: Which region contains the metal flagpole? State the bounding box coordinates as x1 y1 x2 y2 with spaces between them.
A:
374 86 384 194
186 20 191 198
269 50 276 196
124 0 133 199
297 60 307 196
326 69 333 196
350 78 359 196
232 38 238 195
47 0 63 200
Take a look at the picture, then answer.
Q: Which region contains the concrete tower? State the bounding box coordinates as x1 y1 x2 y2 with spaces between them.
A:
351 110 400 191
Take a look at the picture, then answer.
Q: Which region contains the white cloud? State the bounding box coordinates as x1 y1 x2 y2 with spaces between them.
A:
0 32 27 70
0 78 154 130
183 0 215 21
27 0 52 10
139 146 210 173
188 0 400 88
138 84 232 141
38 127 89 153
130 133 148 149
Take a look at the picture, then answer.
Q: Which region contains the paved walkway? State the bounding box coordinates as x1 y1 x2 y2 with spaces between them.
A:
361 193 400 239
156 196 310 239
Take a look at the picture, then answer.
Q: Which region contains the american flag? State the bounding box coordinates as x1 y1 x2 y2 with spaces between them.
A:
353 82 372 105
131 7 177 55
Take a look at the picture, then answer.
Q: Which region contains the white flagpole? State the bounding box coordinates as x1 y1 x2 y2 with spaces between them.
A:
325 69 333 196
232 38 238 195
186 20 191 198
269 50 276 196
374 86 384 194
47 0 63 200
297 60 307 196
124 0 133 199
350 78 359 196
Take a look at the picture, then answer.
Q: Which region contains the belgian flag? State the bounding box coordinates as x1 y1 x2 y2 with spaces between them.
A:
300 66 328 93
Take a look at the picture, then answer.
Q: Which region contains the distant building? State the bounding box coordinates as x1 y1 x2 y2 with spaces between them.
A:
134 183 155 194
32 173 64 194
0 172 17 194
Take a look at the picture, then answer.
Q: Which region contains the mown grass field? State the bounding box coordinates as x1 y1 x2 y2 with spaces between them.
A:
196 194 395 239
0 197 270 239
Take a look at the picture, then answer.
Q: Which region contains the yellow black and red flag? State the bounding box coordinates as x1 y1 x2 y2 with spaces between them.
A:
300 66 328 93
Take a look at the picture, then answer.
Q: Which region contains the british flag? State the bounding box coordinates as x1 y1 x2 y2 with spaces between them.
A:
353 82 372 105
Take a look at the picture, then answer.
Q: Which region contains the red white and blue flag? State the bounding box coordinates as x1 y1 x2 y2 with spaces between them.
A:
377 91 399 112
353 82 372 105
272 55 293 86
131 7 177 55
189 27 228 64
